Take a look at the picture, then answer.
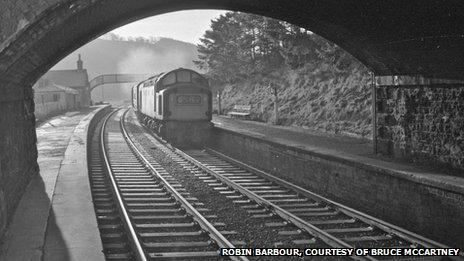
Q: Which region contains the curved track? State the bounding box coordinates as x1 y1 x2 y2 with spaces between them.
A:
125 108 462 261
89 108 462 260
88 109 248 260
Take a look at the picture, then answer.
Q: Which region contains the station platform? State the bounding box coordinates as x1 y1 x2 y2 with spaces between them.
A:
0 106 108 261
212 115 464 247
213 115 464 194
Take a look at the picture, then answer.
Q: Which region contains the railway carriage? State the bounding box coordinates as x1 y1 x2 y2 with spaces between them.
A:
132 68 212 146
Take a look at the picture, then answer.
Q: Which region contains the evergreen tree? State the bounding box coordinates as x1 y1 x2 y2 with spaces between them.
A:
196 11 366 84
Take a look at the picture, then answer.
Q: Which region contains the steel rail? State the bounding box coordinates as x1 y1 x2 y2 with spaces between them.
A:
120 109 249 261
133 108 462 260
146 142 373 261
136 112 371 260
205 147 460 253
100 109 148 261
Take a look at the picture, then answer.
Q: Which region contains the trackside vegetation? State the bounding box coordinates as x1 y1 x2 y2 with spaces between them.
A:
195 12 372 138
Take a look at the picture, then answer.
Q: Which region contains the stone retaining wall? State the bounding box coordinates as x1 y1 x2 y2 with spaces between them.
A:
375 82 464 170
210 127 464 247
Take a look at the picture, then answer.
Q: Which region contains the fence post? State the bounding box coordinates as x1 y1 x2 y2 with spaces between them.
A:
371 72 377 154
217 92 222 115
270 83 279 125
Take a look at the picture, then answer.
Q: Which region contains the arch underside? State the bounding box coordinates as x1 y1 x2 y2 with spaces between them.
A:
1 0 463 247
1 0 464 100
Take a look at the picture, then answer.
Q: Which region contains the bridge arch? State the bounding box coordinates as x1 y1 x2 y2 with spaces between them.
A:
1 0 464 244
1 0 464 102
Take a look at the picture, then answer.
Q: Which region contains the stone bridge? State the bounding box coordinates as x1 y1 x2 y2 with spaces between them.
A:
1 0 464 240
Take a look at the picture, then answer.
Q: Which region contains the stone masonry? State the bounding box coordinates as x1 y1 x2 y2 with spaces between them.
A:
0 97 38 236
211 127 464 247
375 78 464 170
2 0 464 245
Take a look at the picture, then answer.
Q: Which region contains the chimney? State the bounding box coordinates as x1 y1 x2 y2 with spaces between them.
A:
77 54 83 70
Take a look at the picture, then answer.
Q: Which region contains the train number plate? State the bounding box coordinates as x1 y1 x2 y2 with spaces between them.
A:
176 95 201 105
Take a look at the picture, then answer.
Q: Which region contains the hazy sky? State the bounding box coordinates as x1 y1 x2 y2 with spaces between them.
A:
108 10 227 44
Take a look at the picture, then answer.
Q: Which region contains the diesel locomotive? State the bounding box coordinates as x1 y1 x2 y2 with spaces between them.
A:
131 68 212 146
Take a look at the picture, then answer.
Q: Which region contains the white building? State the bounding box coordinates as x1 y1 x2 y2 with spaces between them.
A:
33 79 79 121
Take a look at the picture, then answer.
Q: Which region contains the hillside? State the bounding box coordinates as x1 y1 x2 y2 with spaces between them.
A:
51 29 373 138
197 12 373 139
52 37 200 101
219 64 372 138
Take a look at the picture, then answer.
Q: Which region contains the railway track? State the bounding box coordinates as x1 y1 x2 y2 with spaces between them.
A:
181 150 456 252
122 108 462 261
88 109 249 260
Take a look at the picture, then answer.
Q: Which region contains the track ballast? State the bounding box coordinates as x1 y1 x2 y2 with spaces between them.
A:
89 108 462 261
88 109 247 260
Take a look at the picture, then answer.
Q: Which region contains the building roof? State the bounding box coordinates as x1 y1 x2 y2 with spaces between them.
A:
43 69 89 89
33 81 79 95
55 84 79 94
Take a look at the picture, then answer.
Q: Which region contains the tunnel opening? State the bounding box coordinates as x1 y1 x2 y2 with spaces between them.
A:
48 9 373 140
1 0 464 252
0 3 378 242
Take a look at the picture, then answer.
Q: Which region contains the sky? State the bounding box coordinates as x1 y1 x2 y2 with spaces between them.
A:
106 10 227 44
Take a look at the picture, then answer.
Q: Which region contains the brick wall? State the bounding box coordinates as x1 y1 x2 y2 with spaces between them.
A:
375 81 464 169
0 97 38 236
211 127 464 247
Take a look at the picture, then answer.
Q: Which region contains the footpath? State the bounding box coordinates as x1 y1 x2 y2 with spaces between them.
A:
0 107 107 261
212 115 464 247
213 116 464 192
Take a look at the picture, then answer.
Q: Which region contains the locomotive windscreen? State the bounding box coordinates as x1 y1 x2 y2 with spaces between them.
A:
162 73 176 86
176 70 190 82
159 69 208 88
191 73 208 86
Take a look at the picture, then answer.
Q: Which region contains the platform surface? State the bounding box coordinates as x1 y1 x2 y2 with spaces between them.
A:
212 116 464 194
0 107 106 261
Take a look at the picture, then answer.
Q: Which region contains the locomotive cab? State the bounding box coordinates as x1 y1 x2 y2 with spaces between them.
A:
132 68 213 146
155 69 212 122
